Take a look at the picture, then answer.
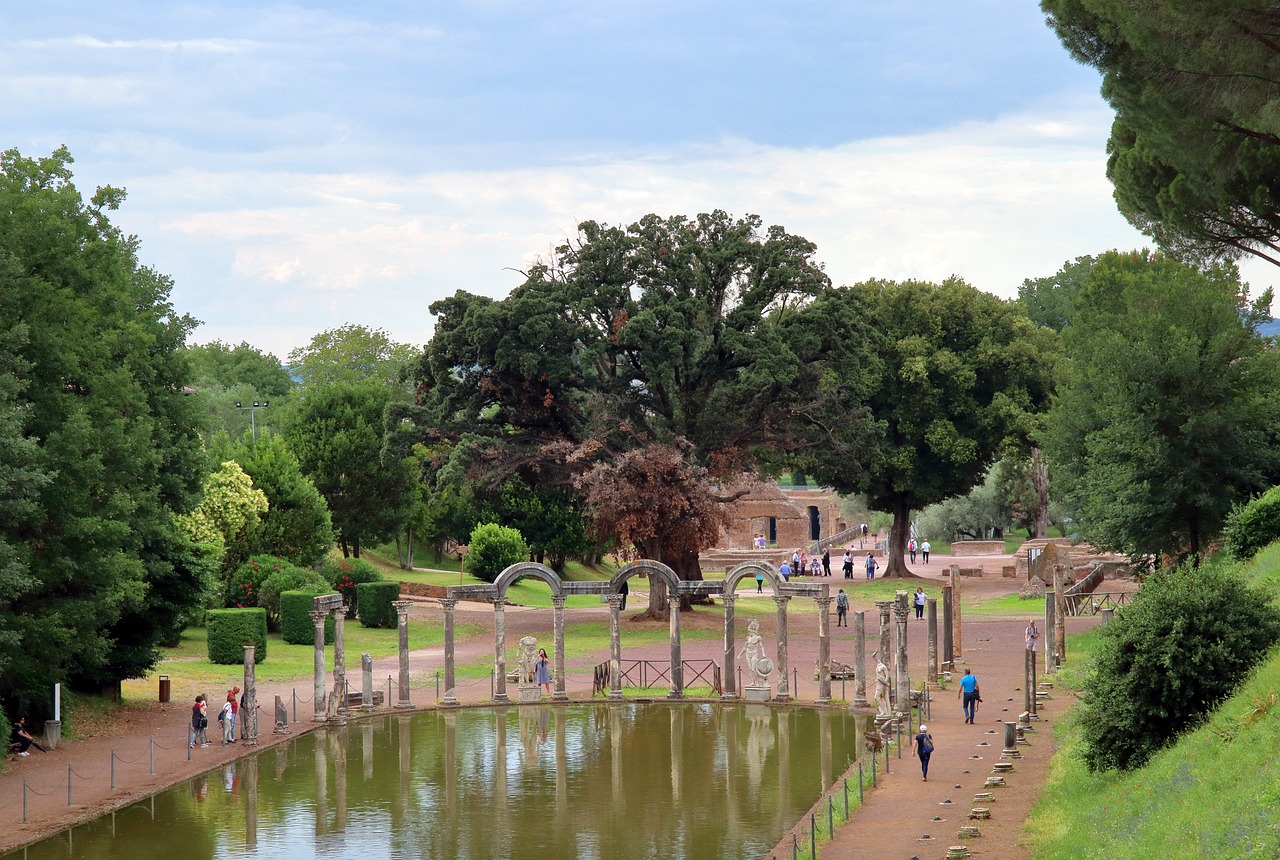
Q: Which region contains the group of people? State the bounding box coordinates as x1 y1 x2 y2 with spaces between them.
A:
189 686 246 748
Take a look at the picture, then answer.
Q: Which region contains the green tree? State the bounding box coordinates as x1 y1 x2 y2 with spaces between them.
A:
1043 251 1280 563
286 382 417 557
1018 255 1093 334
288 324 417 390
406 212 868 617
186 340 294 397
802 278 1057 577
0 147 208 705
177 461 269 562
227 433 333 567
916 466 1006 543
1043 1 1280 267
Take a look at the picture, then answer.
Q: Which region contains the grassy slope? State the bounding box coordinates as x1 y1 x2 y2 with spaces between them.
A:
1026 544 1280 858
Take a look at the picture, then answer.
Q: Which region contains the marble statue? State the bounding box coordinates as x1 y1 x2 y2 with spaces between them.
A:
740 619 773 686
874 655 892 718
516 635 538 686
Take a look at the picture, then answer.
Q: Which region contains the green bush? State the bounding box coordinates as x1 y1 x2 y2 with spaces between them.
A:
280 591 335 645
206 608 268 665
357 581 401 628
1225 485 1280 560
322 557 383 618
1079 563 1280 771
225 555 294 608
258 565 331 630
467 523 529 584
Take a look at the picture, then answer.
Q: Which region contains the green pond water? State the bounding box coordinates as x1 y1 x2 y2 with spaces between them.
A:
11 703 866 860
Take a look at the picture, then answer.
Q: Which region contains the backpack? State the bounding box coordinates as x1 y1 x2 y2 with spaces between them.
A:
217 710 224 722
921 733 933 754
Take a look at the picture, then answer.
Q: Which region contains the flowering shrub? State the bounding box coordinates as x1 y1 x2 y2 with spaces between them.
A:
225 554 290 608
321 557 382 618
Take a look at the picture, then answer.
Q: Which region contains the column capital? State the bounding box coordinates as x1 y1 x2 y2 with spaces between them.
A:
773 595 791 608
667 593 681 607
551 595 567 609
720 594 736 608
492 597 506 610
393 599 413 615
437 597 458 612
892 603 909 622
310 609 329 623
604 594 624 609
874 600 894 610
814 595 832 610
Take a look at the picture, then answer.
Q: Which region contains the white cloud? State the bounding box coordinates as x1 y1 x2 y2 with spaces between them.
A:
105 97 1276 356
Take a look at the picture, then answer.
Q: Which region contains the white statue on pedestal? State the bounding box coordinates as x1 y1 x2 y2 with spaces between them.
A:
740 619 774 686
516 636 538 685
874 655 892 718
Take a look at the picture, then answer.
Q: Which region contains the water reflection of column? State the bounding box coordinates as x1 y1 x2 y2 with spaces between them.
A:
818 708 832 790
606 595 624 700
815 595 832 703
893 592 910 713
332 727 348 833
774 596 791 701
668 594 684 699
609 705 623 802
397 716 411 817
494 708 510 840
670 707 684 805
444 711 457 819
362 720 374 780
394 600 413 707
311 610 328 722
552 596 568 701
777 708 791 826
244 755 258 849
493 599 509 703
852 610 868 708
555 708 568 808
333 614 348 724
440 598 458 706
722 595 737 699
314 731 328 836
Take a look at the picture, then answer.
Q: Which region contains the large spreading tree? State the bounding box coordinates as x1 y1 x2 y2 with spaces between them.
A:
1042 251 1280 564
407 211 878 617
799 278 1058 577
1043 1 1280 267
0 147 208 706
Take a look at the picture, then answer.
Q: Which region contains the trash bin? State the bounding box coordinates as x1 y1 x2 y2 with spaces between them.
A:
159 674 171 703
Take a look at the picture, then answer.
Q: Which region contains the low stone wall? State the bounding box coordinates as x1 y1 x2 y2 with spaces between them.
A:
399 581 449 599
950 541 1007 556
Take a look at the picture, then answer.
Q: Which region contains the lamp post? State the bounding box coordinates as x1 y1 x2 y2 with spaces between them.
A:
234 400 269 440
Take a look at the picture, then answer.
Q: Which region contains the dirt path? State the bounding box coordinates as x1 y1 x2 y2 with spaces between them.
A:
0 553 1098 856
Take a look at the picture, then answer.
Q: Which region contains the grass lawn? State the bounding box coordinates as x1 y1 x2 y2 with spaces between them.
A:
964 592 1043 618
126 620 483 700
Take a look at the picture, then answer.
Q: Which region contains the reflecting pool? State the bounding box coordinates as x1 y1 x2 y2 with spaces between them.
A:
11 703 865 860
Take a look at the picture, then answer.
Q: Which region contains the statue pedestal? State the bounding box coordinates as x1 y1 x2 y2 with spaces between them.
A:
518 685 542 704
744 685 771 703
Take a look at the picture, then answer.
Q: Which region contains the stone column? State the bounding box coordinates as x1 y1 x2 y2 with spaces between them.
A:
1024 649 1033 716
1030 641 1039 717
242 645 258 745
311 610 328 722
493 599 509 702
852 610 869 708
333 612 348 723
774 596 791 701
816 595 832 703
721 595 737 699
361 652 374 712
668 593 684 699
606 594 624 700
1100 606 1115 625
926 598 938 681
552 595 568 701
950 565 963 658
1052 564 1067 666
875 600 893 672
893 592 910 713
941 585 954 669
1044 592 1057 674
394 600 413 708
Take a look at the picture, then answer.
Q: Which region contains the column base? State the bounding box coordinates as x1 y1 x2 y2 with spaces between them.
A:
441 696 460 707
667 691 685 700
816 696 831 704
608 691 624 702
312 714 327 723
493 694 510 704
852 697 869 708
720 692 738 701
394 700 414 709
552 692 569 702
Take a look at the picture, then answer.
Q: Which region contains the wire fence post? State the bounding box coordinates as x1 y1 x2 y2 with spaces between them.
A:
791 832 798 860
22 778 27 823
150 736 155 775
292 688 297 724
111 750 116 790
387 675 392 708
858 761 864 803
810 812 817 859
843 777 849 818
435 670 440 699
67 764 72 806
490 669 494 700
827 795 833 843
884 737 890 774
870 751 876 787
897 720 902 759
793 669 798 700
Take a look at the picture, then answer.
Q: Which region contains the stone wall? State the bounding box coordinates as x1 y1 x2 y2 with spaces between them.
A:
950 540 1007 556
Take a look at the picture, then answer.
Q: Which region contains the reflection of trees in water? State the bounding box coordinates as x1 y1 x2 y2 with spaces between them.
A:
21 706 864 860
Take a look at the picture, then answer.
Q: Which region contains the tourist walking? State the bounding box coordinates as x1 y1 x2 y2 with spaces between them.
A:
921 540 931 563
914 587 926 619
913 724 934 781
791 549 801 574
226 686 240 742
908 538 917 564
190 695 209 748
219 698 234 745
821 547 831 577
842 549 853 579
958 669 980 723
1026 619 1039 652
864 552 877 580
780 559 792 583
836 589 849 626
755 569 765 593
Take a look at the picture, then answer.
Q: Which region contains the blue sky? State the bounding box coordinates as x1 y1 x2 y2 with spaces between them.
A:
5 3 1272 356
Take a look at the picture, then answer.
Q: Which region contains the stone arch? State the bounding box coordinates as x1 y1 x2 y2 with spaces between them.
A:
493 561 564 601
723 560 781 596
609 559 680 595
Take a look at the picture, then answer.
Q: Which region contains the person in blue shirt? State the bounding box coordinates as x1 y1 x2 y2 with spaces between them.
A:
958 669 980 723
779 561 792 583
864 553 877 580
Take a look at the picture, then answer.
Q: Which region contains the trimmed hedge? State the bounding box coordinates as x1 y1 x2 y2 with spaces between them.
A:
280 591 336 645
357 581 401 628
207 608 268 664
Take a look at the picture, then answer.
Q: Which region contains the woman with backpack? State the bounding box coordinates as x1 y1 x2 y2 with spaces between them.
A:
913 724 934 781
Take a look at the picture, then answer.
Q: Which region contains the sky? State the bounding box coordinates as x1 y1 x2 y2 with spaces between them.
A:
4 2 1275 358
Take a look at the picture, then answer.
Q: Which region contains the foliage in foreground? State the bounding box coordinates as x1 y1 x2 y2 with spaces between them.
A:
1078 562 1280 772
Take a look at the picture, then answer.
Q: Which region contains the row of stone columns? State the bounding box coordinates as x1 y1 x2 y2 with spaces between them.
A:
310 598 414 724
